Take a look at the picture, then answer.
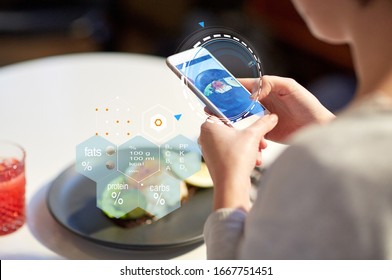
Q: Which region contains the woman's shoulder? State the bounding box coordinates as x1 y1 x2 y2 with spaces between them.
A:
291 95 392 149
282 95 392 179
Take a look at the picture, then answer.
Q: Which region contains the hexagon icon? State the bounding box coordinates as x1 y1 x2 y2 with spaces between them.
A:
76 135 117 181
161 134 202 180
96 171 144 218
140 172 182 219
150 114 167 131
142 104 175 141
117 136 160 182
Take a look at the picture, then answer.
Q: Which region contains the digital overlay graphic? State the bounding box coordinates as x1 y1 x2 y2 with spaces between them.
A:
175 26 265 123
75 24 261 223
76 102 201 221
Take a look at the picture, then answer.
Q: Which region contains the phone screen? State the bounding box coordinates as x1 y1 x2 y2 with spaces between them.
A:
175 50 265 122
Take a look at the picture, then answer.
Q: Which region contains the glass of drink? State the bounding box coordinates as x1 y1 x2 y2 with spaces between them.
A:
0 141 26 236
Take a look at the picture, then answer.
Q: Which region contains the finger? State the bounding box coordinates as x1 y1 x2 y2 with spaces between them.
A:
206 115 224 124
200 115 225 137
255 151 262 166
240 75 302 100
259 138 268 151
199 115 229 146
204 108 229 125
238 78 260 91
237 78 262 100
259 75 302 100
248 114 278 139
204 107 213 115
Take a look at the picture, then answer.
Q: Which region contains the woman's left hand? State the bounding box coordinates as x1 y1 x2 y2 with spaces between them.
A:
199 114 278 211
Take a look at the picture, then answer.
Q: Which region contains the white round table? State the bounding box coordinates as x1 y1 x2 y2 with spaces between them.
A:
0 53 286 259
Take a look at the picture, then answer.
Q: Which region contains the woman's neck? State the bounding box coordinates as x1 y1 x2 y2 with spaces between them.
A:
350 1 392 101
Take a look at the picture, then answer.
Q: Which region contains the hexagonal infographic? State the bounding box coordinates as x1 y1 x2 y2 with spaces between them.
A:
142 105 175 141
139 172 182 219
96 171 143 218
76 136 117 181
117 136 160 182
161 135 202 180
96 170 182 219
77 133 200 220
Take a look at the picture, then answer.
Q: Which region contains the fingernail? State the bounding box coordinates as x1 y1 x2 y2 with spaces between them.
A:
269 114 278 123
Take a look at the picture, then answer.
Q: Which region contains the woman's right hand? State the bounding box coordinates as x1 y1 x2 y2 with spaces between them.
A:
243 75 336 143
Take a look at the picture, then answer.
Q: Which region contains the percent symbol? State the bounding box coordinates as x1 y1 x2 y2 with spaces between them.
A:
153 192 165 206
111 191 124 205
82 161 92 171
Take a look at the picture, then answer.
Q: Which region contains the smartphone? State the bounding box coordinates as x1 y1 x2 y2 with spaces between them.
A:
166 47 268 129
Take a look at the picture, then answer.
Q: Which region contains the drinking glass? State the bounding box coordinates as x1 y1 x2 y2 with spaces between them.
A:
0 141 26 236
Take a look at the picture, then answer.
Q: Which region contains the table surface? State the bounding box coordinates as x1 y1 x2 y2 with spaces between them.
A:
0 52 286 260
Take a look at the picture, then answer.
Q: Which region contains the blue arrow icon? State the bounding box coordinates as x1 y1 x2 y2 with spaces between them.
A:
198 21 205 28
174 114 182 121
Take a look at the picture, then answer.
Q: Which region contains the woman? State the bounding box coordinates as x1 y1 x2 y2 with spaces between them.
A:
200 0 392 259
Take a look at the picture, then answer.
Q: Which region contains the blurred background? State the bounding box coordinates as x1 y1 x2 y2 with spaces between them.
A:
0 0 356 112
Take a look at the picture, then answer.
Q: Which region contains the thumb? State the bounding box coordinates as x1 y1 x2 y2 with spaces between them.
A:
248 114 278 139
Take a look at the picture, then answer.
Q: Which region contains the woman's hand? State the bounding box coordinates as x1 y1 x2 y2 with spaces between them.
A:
200 76 332 211
243 75 336 143
199 114 278 211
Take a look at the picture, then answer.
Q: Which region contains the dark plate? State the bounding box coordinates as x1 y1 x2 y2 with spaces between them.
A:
47 166 213 250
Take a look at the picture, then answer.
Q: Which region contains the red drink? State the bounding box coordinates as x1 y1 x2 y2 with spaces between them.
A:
0 143 26 236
